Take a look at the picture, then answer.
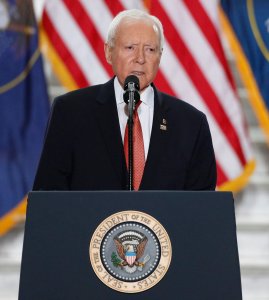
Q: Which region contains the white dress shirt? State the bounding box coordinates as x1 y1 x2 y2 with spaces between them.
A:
114 77 154 159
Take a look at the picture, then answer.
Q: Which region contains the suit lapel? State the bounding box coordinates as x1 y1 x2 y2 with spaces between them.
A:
140 86 169 189
95 78 127 186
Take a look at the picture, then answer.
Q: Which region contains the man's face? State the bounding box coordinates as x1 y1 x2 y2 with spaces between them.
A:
105 19 162 92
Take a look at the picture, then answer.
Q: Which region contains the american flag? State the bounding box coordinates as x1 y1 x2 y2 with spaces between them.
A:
40 0 255 191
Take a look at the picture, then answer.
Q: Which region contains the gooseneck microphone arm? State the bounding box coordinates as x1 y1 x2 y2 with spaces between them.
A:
123 75 140 191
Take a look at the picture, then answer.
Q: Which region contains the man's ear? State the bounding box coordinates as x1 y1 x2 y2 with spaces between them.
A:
104 43 112 65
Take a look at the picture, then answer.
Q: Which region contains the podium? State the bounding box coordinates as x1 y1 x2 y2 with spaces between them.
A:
19 191 242 299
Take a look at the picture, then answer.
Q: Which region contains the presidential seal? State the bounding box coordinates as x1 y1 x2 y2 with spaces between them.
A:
89 210 172 293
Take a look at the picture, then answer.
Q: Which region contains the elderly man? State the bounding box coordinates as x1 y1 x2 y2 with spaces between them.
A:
33 9 216 191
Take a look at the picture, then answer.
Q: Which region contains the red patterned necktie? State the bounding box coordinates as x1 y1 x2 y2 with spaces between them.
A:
124 101 145 190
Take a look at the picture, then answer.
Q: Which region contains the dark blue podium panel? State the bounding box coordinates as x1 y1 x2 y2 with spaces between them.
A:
19 191 242 300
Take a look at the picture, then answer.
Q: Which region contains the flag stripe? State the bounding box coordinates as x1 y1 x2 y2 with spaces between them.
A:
104 0 125 16
216 162 228 186
159 40 243 178
154 71 175 97
120 0 144 10
81 0 115 42
63 0 113 78
160 1 246 134
46 0 109 85
199 0 220 28
169 0 251 163
162 0 251 163
183 0 236 91
42 11 89 87
153 1 247 166
40 26 79 90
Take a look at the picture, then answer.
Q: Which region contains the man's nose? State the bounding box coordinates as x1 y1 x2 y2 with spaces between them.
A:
136 48 145 64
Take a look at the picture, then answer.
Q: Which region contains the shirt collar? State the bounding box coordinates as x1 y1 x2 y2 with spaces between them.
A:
114 77 154 108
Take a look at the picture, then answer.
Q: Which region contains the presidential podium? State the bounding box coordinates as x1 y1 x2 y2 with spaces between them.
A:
19 191 242 300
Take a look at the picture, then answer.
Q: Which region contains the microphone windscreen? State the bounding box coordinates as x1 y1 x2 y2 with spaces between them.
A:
124 75 140 91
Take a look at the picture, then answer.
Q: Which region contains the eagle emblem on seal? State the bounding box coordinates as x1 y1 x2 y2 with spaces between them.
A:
112 230 150 274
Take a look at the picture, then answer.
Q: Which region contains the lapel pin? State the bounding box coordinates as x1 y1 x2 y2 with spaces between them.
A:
160 118 167 131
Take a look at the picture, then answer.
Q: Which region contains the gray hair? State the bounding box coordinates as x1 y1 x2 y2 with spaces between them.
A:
106 9 164 52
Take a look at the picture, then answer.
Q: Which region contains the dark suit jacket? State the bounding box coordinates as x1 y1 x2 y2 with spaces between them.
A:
33 78 216 191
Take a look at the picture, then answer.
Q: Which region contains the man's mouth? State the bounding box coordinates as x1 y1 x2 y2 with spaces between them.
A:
131 71 144 76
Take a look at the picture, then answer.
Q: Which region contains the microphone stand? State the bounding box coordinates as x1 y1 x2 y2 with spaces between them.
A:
123 75 140 191
127 84 136 191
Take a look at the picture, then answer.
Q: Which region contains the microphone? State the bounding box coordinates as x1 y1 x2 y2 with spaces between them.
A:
123 75 140 107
